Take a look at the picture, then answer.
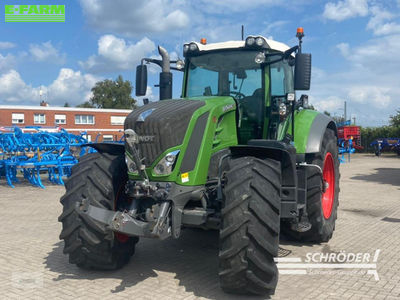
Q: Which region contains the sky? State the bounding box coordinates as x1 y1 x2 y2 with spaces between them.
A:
0 0 399 126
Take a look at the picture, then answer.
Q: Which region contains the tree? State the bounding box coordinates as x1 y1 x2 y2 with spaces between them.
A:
64 102 70 107
323 111 331 116
85 75 136 109
76 101 95 108
389 109 400 127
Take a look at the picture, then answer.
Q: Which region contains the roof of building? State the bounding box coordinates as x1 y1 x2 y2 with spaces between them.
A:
0 105 132 113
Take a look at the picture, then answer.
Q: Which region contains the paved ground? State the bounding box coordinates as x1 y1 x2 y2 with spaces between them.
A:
0 154 400 300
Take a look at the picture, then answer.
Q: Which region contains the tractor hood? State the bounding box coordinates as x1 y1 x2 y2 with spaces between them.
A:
124 96 238 185
124 99 205 166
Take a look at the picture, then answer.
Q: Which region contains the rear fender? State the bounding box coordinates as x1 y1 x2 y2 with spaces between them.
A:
293 110 337 154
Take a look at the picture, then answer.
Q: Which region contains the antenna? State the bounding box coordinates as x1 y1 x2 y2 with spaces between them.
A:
241 25 244 41
39 87 43 105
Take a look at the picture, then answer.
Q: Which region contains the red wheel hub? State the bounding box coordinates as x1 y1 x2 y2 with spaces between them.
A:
322 152 335 219
115 232 130 243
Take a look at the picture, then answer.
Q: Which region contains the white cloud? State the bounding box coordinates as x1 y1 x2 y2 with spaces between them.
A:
0 69 100 106
348 86 391 107
196 0 283 13
80 35 156 73
29 41 66 64
47 68 100 104
79 0 189 36
0 42 16 50
0 70 33 103
336 42 350 56
311 34 400 126
0 53 17 71
312 96 343 112
367 6 400 36
343 34 400 73
323 0 369 21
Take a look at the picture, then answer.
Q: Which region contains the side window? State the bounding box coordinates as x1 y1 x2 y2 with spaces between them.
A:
270 61 294 96
187 66 218 97
270 66 285 96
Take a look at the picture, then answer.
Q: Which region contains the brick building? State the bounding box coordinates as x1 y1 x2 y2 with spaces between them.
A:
0 105 133 142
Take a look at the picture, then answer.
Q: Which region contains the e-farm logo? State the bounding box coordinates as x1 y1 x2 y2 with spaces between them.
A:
5 5 65 22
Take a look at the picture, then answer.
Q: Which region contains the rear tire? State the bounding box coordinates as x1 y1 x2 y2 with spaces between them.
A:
58 152 138 270
219 156 281 295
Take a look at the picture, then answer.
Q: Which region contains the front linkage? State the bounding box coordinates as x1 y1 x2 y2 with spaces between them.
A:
76 128 206 240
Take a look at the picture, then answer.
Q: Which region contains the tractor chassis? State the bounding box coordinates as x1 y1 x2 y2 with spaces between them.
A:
76 143 322 240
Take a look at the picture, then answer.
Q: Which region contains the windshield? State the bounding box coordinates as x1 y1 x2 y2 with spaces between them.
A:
186 51 262 99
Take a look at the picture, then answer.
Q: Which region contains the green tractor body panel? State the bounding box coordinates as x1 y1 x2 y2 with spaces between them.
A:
290 109 320 154
127 96 238 186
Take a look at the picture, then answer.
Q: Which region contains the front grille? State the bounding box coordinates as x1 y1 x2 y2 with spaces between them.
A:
124 100 205 166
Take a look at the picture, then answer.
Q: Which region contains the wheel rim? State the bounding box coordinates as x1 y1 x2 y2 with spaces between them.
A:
322 152 335 219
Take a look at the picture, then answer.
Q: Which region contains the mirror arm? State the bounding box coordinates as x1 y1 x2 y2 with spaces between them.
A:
170 67 184 72
142 58 163 68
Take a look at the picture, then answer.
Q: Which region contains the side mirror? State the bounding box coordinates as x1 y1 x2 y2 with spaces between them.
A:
294 53 311 90
135 64 147 96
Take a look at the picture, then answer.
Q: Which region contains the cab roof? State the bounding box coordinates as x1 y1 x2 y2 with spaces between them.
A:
188 37 291 53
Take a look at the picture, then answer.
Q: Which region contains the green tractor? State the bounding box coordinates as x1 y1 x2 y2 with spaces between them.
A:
59 28 339 295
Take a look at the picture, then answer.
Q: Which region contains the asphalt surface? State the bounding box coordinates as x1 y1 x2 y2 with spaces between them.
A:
0 153 399 299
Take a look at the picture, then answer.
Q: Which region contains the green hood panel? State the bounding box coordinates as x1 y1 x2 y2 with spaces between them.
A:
128 97 238 186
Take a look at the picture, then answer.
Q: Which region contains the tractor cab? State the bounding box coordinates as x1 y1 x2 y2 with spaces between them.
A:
136 32 311 146
183 40 296 144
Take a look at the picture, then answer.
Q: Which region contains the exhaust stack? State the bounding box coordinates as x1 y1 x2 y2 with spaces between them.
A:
158 46 172 100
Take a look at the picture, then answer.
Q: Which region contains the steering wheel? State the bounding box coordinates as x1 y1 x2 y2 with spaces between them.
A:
230 91 246 100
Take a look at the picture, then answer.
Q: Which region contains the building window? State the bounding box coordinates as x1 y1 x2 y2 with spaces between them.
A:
34 113 46 124
75 115 95 125
103 135 114 142
110 116 126 125
82 134 92 142
55 114 66 124
11 113 24 124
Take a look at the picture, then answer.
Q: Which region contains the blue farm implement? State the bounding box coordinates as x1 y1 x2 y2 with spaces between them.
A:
337 123 362 163
0 126 92 188
370 138 400 156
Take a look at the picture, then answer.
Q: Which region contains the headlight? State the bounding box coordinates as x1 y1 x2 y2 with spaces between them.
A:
189 43 199 51
153 150 179 175
255 37 265 46
245 36 268 48
279 103 287 116
246 37 255 46
183 44 189 55
125 155 138 174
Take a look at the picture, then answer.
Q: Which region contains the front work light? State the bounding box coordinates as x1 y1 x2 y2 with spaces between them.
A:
189 43 199 51
255 52 266 64
245 36 268 49
176 59 185 70
255 37 265 46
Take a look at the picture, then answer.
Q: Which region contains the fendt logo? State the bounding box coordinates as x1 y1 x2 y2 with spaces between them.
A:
137 135 155 143
5 5 65 22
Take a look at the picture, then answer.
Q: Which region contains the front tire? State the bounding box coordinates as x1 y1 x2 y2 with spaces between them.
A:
286 128 340 242
219 156 281 295
58 152 138 269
